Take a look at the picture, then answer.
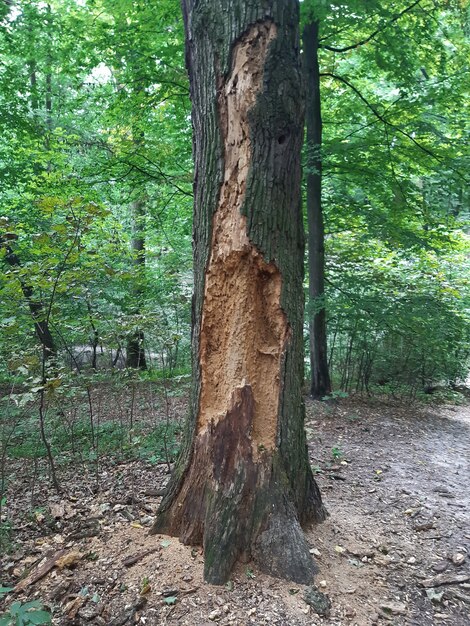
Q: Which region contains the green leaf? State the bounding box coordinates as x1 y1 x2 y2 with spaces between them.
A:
17 601 41 611
163 596 177 605
24 611 51 624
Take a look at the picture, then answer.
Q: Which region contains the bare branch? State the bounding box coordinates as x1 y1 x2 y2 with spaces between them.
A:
321 72 440 161
319 0 424 53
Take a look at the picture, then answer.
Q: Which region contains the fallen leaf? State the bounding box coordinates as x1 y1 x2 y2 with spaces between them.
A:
164 596 177 605
130 521 144 529
56 551 82 569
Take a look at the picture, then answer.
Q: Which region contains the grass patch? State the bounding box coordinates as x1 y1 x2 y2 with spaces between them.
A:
3 414 183 465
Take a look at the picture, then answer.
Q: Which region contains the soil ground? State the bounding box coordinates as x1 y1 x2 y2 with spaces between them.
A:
1 396 469 625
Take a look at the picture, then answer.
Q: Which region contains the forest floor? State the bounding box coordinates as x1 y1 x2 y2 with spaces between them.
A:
1 394 469 626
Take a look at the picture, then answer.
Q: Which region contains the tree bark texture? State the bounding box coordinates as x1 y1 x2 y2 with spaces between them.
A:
303 21 332 399
151 0 327 585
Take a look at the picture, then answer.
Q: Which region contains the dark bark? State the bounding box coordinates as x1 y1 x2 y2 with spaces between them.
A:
86 299 99 371
303 21 332 400
126 198 147 370
1 238 56 358
151 0 327 585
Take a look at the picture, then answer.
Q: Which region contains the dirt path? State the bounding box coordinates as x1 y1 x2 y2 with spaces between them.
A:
1 398 469 625
307 399 470 626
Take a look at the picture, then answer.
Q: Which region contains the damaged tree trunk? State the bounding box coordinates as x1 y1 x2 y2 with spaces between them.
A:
151 0 327 585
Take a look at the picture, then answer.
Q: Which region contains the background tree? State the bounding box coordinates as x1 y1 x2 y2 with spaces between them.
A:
301 0 469 395
303 20 332 399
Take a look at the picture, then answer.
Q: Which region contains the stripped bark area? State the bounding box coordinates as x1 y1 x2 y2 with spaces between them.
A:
199 22 286 451
151 0 327 585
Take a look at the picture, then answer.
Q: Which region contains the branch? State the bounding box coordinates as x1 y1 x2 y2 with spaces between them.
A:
319 0 424 53
321 72 441 161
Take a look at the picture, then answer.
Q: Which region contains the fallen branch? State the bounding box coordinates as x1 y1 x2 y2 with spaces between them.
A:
14 550 67 593
123 547 160 568
421 573 470 589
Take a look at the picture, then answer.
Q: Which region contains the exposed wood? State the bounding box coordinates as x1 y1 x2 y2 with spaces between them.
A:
14 549 67 593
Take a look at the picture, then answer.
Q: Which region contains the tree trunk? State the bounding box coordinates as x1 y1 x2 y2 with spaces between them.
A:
303 21 332 400
126 198 147 370
151 0 327 585
1 238 56 359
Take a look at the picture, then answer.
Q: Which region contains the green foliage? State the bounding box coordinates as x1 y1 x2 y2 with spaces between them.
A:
0 598 51 626
301 0 470 394
331 445 343 460
326 235 470 395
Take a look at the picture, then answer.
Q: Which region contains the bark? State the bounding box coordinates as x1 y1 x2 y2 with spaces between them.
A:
126 198 147 370
303 21 332 400
151 0 327 585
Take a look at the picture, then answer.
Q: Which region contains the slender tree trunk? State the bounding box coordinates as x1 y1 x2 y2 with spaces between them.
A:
151 0 327 585
1 239 56 358
303 21 332 399
126 198 147 369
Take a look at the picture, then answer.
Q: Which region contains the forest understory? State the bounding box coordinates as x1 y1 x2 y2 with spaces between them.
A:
1 391 469 626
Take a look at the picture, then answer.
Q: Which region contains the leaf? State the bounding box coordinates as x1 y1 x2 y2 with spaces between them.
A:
56 551 82 569
26 610 51 624
9 603 21 616
18 601 41 611
163 596 177 605
130 522 143 529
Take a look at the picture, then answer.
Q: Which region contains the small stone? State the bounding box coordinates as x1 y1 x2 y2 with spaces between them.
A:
247 608 256 616
182 575 193 582
78 605 98 620
380 602 406 616
319 580 327 588
309 548 321 557
344 606 356 617
303 586 331 617
451 553 466 565
407 557 417 564
433 561 448 573
426 588 444 604
208 609 222 621
162 588 179 597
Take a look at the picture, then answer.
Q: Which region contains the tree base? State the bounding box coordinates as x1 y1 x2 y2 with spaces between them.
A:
150 385 326 584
